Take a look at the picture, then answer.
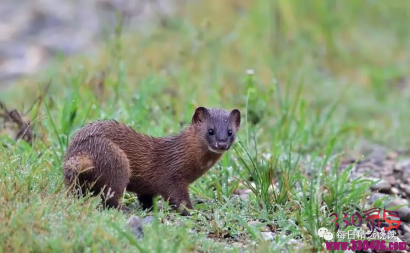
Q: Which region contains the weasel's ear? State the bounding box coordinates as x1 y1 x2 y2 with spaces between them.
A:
229 109 241 130
192 107 210 124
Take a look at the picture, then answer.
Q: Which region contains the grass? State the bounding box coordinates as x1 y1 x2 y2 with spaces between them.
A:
1 0 410 252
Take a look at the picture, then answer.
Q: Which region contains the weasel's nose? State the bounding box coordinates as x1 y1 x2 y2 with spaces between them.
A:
216 142 228 150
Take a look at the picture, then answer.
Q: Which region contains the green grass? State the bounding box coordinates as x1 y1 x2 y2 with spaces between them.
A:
1 0 410 252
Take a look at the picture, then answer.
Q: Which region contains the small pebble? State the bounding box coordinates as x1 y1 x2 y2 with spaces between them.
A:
233 188 252 195
261 232 275 241
386 199 410 222
388 198 409 206
369 193 389 205
142 216 154 225
401 224 410 234
247 220 260 226
370 180 391 193
387 152 399 160
234 188 252 200
247 220 270 232
403 186 410 196
392 187 400 195
402 232 410 241
127 215 144 239
239 194 249 200
385 175 397 185
288 238 300 244
395 159 410 172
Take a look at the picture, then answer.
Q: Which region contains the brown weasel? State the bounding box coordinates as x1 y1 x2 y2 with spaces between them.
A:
63 107 241 215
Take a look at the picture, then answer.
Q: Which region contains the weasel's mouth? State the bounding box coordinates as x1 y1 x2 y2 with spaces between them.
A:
208 146 227 154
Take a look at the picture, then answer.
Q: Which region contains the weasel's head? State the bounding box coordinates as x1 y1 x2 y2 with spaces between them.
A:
192 107 241 154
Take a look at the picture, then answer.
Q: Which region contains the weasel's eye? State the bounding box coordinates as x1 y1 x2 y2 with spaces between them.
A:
228 130 233 136
208 129 214 135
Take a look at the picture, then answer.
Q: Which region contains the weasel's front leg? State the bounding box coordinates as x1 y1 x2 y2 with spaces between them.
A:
164 186 193 216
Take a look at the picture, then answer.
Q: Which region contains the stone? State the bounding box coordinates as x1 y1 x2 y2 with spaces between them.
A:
341 156 358 165
127 215 144 239
234 188 252 196
385 161 397 174
0 0 181 86
404 186 410 196
395 166 404 172
370 180 392 193
402 232 410 242
261 232 275 241
350 172 365 181
386 175 397 185
288 238 300 245
366 145 387 163
387 198 409 207
247 220 260 226
392 187 400 195
141 216 154 225
386 199 410 222
368 192 389 205
247 220 270 232
396 159 410 172
401 224 410 234
239 194 249 200
0 43 46 81
387 152 399 160
398 207 410 223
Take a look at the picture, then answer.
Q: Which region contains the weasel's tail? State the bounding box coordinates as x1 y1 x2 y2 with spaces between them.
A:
63 154 94 193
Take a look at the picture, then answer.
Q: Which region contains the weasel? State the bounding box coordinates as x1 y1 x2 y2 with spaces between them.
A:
63 107 241 215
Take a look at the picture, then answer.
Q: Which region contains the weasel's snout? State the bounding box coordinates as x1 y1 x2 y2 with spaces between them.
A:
216 142 229 150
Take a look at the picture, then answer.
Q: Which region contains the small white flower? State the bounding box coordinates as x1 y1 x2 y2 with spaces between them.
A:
246 69 254 75
262 153 272 160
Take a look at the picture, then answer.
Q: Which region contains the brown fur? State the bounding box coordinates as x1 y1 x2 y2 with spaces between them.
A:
63 107 240 215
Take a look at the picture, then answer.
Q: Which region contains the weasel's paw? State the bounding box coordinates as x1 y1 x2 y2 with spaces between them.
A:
180 209 191 216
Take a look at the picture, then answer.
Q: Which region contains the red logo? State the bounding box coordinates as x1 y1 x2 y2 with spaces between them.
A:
329 208 401 237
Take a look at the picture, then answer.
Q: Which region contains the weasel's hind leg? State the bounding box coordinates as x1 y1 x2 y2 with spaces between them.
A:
63 153 95 198
87 139 131 210
63 138 131 210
